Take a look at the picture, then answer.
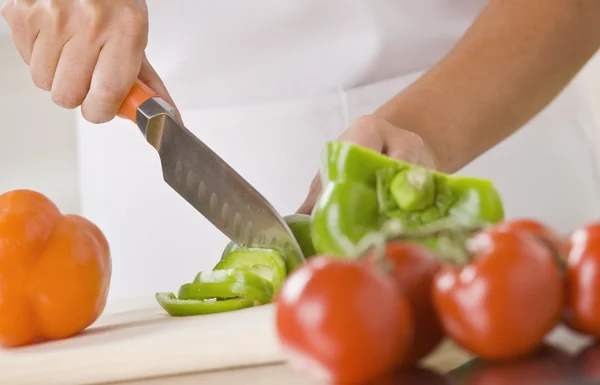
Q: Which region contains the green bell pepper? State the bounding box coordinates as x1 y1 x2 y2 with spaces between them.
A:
155 269 274 317
156 293 255 317
178 282 272 303
284 214 317 258
311 141 505 257
216 215 314 294
182 268 274 303
213 248 287 292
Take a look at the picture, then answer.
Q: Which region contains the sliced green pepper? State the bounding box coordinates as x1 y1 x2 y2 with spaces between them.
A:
221 214 317 260
156 293 255 317
213 249 286 292
180 268 274 304
193 267 272 286
155 269 274 317
178 282 272 304
311 141 505 257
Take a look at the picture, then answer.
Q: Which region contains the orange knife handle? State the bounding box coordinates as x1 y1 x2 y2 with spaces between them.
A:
117 80 158 122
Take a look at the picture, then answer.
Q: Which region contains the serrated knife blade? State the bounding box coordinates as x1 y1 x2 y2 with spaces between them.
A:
116 80 305 271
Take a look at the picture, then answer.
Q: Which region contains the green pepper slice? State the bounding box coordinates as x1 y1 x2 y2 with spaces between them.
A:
194 267 272 286
189 268 274 302
213 249 286 292
155 269 274 317
311 141 505 257
155 293 255 317
178 282 272 304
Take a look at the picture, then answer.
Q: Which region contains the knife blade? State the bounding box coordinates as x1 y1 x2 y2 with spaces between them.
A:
117 80 305 271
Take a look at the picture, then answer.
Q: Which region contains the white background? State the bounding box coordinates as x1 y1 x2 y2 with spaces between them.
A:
0 30 80 214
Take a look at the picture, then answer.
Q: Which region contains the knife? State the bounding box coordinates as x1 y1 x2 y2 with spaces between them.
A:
116 80 305 271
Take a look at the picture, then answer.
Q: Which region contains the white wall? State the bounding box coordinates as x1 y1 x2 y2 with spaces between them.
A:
0 35 80 214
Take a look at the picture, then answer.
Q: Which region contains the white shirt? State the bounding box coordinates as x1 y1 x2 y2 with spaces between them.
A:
145 1 486 110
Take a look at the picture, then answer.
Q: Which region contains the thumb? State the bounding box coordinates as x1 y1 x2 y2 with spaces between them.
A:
138 53 183 123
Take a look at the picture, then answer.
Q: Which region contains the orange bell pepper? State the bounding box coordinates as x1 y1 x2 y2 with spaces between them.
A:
0 189 111 348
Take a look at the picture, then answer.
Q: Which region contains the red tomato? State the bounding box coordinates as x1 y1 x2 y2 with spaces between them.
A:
465 345 574 385
275 257 414 384
492 218 567 259
564 222 600 336
365 241 444 363
432 230 564 361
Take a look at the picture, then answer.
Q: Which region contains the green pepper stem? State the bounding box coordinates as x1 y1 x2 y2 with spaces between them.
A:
390 167 436 212
353 218 486 266
383 217 486 242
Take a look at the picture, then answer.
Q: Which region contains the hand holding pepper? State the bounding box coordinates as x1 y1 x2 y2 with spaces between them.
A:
297 114 439 215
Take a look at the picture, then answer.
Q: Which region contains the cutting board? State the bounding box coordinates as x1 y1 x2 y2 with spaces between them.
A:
0 297 285 385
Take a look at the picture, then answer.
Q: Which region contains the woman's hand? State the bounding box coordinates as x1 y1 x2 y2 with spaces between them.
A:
1 0 178 123
297 114 439 215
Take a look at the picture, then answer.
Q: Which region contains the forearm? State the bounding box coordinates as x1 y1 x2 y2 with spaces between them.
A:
375 0 600 173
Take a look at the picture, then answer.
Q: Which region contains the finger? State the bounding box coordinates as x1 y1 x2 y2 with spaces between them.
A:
28 0 72 90
296 172 322 215
339 115 385 152
29 31 66 90
51 37 101 109
2 0 40 64
138 54 183 123
382 127 426 165
347 114 423 164
81 37 144 124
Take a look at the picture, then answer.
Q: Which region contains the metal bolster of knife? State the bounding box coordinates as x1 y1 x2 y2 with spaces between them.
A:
135 98 178 150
